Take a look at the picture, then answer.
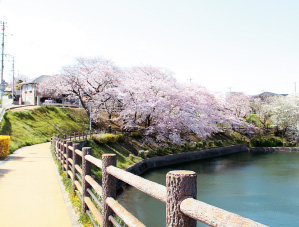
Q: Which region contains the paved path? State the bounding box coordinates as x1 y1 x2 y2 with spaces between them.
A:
0 143 77 227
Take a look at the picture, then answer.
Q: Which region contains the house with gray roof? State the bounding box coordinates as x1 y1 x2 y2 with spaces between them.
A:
19 75 50 105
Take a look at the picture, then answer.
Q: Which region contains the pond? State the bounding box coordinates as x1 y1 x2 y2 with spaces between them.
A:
117 152 299 226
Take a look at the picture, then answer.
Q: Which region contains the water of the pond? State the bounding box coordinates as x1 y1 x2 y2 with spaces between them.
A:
117 152 299 226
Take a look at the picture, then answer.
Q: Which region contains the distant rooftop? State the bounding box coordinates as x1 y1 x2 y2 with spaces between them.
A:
20 75 50 85
254 92 288 100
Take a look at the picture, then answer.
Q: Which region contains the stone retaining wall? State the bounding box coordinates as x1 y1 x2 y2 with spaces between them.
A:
117 144 247 189
247 147 299 153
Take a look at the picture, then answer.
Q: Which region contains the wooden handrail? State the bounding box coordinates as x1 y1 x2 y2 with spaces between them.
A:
107 165 167 203
85 155 103 169
106 197 145 227
180 198 266 227
51 135 268 227
85 175 102 196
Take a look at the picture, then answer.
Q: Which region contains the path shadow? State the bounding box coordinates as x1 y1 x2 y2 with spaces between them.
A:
0 169 13 178
7 156 25 161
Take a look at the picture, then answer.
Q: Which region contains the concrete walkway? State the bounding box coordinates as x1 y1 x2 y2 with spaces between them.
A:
0 143 78 227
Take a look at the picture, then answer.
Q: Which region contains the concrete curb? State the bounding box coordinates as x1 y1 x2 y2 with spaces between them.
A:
50 147 83 227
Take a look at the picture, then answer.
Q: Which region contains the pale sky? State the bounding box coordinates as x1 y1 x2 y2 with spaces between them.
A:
1 0 298 95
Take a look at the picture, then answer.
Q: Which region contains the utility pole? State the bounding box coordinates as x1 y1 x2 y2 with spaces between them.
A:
188 76 192 84
12 56 15 102
0 21 6 108
295 82 297 95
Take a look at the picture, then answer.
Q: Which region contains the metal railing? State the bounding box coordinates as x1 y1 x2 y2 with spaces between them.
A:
51 134 267 227
43 102 82 108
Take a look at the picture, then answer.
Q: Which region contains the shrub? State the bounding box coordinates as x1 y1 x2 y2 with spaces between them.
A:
160 147 172 155
197 142 203 148
189 141 197 150
0 135 10 159
215 140 223 147
232 132 246 143
208 141 214 147
129 132 142 139
147 150 158 158
138 150 150 158
117 134 125 142
92 133 125 144
129 154 135 161
250 136 283 147
288 141 297 147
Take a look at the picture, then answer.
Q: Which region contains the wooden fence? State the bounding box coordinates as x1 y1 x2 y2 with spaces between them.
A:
51 134 267 227
57 130 96 141
57 127 125 141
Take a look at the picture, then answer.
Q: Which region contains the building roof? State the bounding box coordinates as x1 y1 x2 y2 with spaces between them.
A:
253 92 288 100
20 75 50 85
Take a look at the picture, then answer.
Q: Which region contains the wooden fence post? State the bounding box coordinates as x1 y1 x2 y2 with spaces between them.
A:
62 140 67 169
52 137 55 157
102 154 117 227
69 133 71 141
72 143 80 195
55 137 58 159
56 138 59 158
82 147 92 212
166 170 197 227
59 139 63 165
66 141 72 178
51 137 55 155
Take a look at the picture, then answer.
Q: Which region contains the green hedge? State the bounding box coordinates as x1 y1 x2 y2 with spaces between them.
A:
92 133 124 144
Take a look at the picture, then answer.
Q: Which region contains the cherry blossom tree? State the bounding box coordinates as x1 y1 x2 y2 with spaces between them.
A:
225 92 251 118
266 95 299 138
38 57 123 124
37 74 67 98
39 57 257 145
252 95 299 141
118 67 255 145
251 97 272 129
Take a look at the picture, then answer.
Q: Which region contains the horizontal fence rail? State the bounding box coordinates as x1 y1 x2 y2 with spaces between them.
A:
51 133 267 227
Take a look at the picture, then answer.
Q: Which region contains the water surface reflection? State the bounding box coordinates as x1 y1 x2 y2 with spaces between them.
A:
118 152 299 226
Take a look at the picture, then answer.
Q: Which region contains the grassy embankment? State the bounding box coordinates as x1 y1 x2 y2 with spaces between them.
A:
0 105 251 168
1 106 293 164
0 106 89 154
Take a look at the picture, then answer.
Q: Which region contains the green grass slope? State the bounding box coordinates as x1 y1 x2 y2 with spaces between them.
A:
0 106 89 153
